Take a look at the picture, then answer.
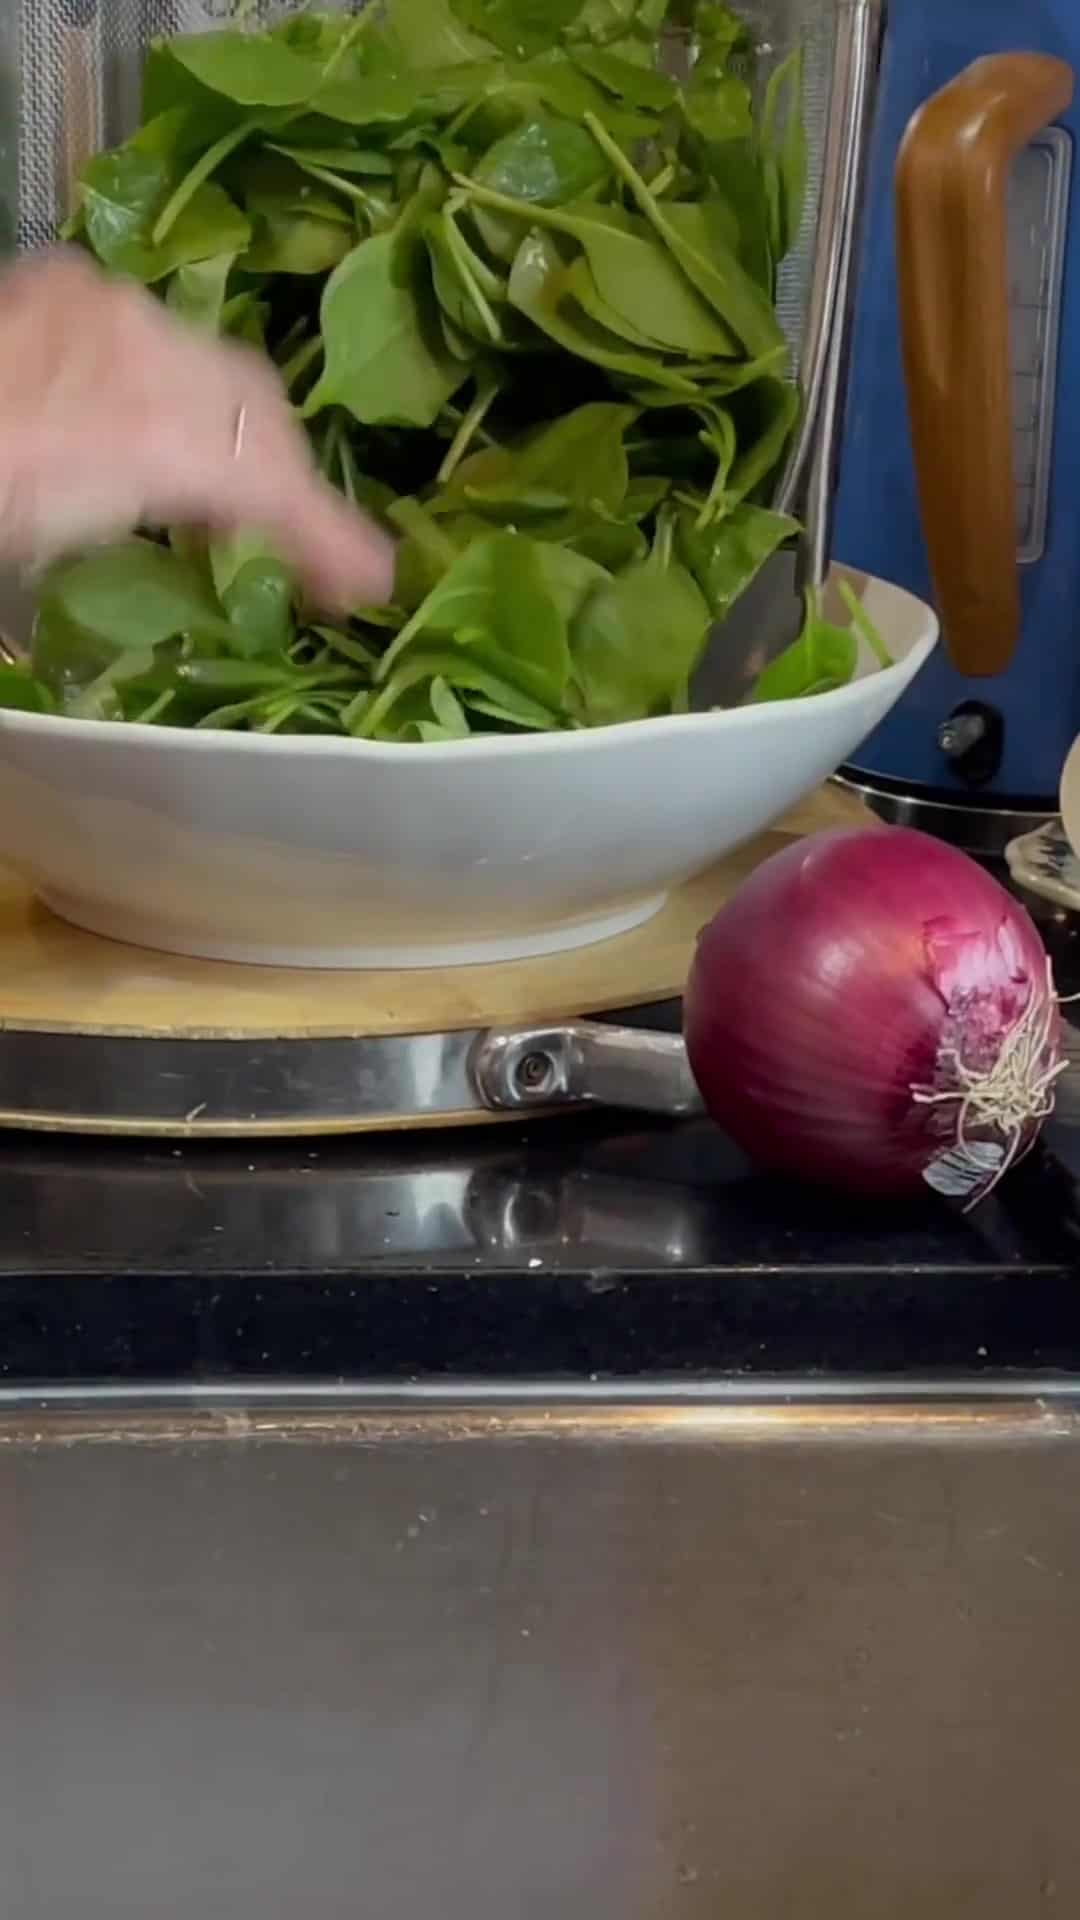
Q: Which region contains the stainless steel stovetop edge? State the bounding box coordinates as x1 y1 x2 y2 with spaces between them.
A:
5 1375 1080 1417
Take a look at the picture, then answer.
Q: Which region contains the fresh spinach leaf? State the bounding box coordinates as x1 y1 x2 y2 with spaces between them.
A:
389 494 465 607
264 147 394 225
583 112 784 359
553 515 647 571
244 206 353 275
570 519 711 723
661 199 749 289
684 70 753 145
507 228 701 395
209 531 296 657
568 45 676 109
273 14 366 57
152 116 264 246
304 228 467 426
473 116 610 206
351 648 559 736
725 373 800 501
703 140 773 288
692 405 739 521
221 288 271 346
313 66 452 132
567 0 667 50
439 402 635 515
461 182 741 357
424 206 512 345
760 49 807 266
375 529 573 710
36 541 231 657
837 579 892 668
690 0 751 69
429 675 473 734
676 501 798 619
378 692 483 739
67 648 168 724
31 607 115 706
162 31 337 110
265 141 395 175
750 589 858 702
79 112 251 283
0 666 56 715
166 251 237 331
387 0 498 69
141 47 247 149
229 148 359 270
164 20 435 133
449 0 587 63
562 255 664 349
503 53 657 141
559 206 740 357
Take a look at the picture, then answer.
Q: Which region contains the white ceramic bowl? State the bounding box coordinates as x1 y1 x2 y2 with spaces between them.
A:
0 564 936 968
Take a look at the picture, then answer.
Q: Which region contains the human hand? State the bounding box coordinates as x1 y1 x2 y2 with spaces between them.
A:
0 250 396 607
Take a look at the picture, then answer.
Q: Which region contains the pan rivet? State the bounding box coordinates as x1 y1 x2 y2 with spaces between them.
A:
517 1051 555 1095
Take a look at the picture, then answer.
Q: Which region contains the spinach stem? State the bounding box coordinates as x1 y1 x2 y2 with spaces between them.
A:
437 375 500 484
152 118 258 248
838 578 893 668
279 334 324 392
440 209 502 343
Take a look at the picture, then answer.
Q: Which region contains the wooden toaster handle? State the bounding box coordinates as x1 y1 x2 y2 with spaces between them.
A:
895 54 1074 676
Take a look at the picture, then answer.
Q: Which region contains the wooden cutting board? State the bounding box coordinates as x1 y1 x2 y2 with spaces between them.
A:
0 782 873 1041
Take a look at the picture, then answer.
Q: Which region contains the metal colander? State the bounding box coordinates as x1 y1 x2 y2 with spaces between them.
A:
0 0 883 572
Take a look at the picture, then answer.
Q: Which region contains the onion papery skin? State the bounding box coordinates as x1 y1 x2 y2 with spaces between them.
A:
683 827 1060 1198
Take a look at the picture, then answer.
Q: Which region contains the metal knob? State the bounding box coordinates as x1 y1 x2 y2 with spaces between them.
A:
938 711 987 758
936 700 1004 787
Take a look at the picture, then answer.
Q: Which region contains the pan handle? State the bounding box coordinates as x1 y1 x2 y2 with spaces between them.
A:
471 1024 703 1117
895 54 1074 677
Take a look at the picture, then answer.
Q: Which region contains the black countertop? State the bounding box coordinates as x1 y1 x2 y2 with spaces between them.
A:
4 903 1079 1390
3 1103 1079 1386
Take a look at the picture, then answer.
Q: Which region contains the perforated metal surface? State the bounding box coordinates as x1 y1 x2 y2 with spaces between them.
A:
741 0 836 367
2 0 838 374
12 1 339 252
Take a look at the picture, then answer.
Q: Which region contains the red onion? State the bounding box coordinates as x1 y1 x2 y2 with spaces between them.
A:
683 827 1064 1206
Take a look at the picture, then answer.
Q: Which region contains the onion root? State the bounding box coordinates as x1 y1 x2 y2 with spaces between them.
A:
912 960 1067 1208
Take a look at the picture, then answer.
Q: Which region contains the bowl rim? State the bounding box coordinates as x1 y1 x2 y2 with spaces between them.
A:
0 577 938 764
